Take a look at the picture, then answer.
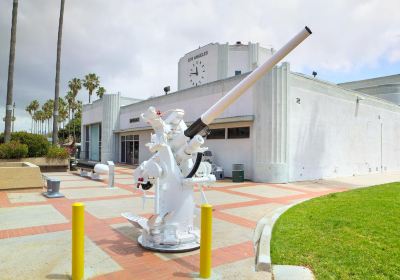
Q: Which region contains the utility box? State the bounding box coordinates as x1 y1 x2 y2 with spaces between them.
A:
232 164 244 183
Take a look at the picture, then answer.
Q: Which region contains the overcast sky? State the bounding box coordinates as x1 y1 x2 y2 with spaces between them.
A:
0 0 399 132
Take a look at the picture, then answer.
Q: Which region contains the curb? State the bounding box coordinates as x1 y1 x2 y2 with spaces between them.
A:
253 204 293 272
253 200 315 279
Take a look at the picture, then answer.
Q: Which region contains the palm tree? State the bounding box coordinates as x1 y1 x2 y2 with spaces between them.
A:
96 86 106 99
35 110 44 135
52 0 66 145
31 100 39 133
83 73 100 103
26 100 39 133
65 90 74 136
4 0 19 142
25 103 33 132
32 110 38 134
68 78 81 99
43 100 54 136
58 97 68 129
70 99 81 140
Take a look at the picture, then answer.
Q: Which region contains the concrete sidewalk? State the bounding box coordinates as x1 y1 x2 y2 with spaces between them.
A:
0 167 399 279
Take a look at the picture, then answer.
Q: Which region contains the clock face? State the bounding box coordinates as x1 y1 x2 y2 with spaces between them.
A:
189 60 206 86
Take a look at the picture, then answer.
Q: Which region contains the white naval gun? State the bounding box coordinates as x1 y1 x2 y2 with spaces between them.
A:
122 26 312 252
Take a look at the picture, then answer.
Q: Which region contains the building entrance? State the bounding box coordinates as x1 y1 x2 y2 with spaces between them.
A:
121 135 139 165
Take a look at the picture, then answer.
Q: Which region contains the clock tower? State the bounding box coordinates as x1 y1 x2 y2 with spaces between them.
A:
178 42 274 90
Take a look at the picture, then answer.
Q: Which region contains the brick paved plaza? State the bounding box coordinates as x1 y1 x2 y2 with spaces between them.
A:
0 165 362 279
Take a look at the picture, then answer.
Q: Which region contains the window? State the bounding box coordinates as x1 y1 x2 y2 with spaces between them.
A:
235 70 242 76
85 125 90 159
130 117 140 123
227 127 250 139
207 128 225 139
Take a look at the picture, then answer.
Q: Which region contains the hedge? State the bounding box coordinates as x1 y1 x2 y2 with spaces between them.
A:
0 141 29 159
46 146 69 159
0 132 49 157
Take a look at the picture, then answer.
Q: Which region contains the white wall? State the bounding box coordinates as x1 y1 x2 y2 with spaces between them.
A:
288 73 400 181
178 44 219 90
82 99 103 125
119 74 254 131
205 122 253 179
227 47 249 76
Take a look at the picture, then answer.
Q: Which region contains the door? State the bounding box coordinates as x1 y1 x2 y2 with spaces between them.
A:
90 124 100 161
126 141 134 164
133 140 139 164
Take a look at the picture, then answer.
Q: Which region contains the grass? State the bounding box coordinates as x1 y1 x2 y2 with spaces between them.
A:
270 183 400 280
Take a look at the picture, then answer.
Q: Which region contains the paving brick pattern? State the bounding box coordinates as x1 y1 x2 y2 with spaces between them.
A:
0 166 345 279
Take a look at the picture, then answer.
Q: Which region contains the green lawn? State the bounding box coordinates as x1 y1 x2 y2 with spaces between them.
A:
271 183 400 280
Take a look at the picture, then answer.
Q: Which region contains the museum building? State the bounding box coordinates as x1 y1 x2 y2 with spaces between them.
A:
81 41 400 183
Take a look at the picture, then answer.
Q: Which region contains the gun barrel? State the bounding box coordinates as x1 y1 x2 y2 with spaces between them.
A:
184 26 312 138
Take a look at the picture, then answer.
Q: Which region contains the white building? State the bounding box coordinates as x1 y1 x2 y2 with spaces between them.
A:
81 42 400 183
178 42 273 90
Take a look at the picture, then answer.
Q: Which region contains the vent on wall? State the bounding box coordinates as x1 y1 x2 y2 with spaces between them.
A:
129 117 140 123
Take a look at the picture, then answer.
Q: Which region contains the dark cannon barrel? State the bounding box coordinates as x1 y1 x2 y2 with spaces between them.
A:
76 160 98 169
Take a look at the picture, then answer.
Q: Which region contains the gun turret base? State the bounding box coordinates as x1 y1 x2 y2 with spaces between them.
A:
138 235 200 253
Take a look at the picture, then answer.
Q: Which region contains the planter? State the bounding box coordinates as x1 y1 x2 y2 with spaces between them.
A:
0 157 69 172
0 162 44 190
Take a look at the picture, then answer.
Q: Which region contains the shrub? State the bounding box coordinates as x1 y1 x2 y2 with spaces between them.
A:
10 132 49 157
46 146 69 159
0 141 29 159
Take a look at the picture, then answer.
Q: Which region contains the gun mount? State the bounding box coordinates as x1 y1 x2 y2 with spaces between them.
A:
122 26 312 252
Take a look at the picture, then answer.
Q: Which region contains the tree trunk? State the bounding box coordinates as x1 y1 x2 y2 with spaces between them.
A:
89 91 91 103
4 0 19 142
72 109 75 141
52 0 65 146
68 108 71 137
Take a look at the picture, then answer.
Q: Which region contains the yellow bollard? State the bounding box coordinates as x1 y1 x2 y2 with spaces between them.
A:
72 202 84 280
200 204 212 278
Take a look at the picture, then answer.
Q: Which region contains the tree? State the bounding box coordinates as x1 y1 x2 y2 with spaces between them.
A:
31 100 39 133
42 100 54 136
68 78 81 99
57 97 68 129
52 0 66 145
96 86 106 99
26 100 39 133
83 73 100 103
65 90 74 136
35 110 45 135
70 99 81 140
25 104 33 132
4 0 19 143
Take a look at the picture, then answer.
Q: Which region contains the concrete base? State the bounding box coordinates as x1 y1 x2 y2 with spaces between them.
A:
0 157 68 172
0 162 44 190
138 235 200 253
253 163 288 183
42 192 64 198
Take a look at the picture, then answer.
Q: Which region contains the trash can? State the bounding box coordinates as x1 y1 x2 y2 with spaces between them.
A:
232 164 244 183
213 167 224 180
43 177 64 198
